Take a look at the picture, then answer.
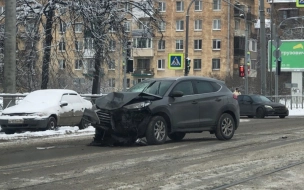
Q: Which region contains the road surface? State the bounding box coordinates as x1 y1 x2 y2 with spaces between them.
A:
1 116 304 189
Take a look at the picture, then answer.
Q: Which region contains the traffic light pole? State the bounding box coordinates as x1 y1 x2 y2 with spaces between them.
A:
185 0 196 76
244 14 249 95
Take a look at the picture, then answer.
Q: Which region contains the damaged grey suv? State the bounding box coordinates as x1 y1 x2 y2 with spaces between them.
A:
84 76 240 146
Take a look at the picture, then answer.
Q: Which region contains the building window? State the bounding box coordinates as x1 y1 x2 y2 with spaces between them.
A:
26 23 35 33
250 40 257 52
213 19 221 30
158 40 165 50
109 40 116 51
176 20 184 31
109 60 115 70
212 59 220 70
235 20 240 30
176 40 184 50
109 78 115 87
195 1 203 11
213 0 221 10
58 59 65 69
75 60 83 70
194 20 202 30
159 2 166 12
75 41 83 51
212 39 221 50
194 40 202 50
266 8 271 14
75 23 82 33
85 38 94 50
158 59 165 70
124 2 131 11
138 20 149 30
124 21 131 32
59 22 66 33
193 59 202 70
59 41 65 51
0 7 5 15
176 1 184 12
159 21 166 31
59 7 67 15
86 59 95 69
133 38 152 48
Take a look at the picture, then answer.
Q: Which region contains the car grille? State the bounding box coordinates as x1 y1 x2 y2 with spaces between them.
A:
96 110 111 126
274 107 286 113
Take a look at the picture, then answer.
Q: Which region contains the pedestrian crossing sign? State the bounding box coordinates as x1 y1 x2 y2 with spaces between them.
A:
168 53 184 70
296 0 304 7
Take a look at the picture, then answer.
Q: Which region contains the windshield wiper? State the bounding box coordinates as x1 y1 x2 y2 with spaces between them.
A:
141 81 156 93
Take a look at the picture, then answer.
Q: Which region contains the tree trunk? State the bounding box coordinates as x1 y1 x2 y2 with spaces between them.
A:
92 49 101 94
41 9 54 89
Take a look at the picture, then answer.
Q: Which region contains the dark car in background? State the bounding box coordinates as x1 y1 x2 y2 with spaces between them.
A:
237 94 289 118
84 76 240 146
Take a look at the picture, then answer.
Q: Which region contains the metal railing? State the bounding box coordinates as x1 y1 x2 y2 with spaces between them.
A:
1 94 304 111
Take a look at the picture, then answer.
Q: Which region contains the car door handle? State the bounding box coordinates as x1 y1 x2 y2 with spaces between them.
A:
192 101 198 104
215 98 221 102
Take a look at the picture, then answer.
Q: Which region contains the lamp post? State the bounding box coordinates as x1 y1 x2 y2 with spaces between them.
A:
223 0 249 94
185 0 197 76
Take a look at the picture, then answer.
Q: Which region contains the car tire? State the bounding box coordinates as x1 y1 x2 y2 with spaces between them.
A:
279 116 286 118
256 107 265 118
46 116 58 130
3 129 15 134
79 116 91 130
168 132 186 141
215 113 235 140
145 116 167 145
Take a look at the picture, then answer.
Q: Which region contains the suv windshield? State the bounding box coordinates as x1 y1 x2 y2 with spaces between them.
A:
128 80 174 96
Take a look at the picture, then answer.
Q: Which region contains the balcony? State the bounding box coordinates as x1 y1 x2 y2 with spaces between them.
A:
234 36 245 57
132 68 154 77
132 48 154 57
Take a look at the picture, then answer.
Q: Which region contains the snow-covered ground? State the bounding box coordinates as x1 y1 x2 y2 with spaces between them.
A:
0 109 303 141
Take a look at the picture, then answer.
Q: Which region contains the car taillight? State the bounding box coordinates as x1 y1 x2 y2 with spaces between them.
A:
233 94 238 100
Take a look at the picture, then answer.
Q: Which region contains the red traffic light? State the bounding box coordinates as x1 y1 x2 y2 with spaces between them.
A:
239 65 245 77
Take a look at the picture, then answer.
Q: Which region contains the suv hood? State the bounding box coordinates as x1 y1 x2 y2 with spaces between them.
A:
261 102 286 107
95 92 161 110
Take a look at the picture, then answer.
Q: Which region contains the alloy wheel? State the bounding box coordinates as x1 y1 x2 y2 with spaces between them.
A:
221 117 234 137
154 120 166 141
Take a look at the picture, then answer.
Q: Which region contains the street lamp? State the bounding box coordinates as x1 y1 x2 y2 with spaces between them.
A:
223 0 249 94
185 0 197 76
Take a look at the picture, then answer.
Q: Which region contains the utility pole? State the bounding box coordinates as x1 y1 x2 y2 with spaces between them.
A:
3 0 16 108
123 40 127 91
260 0 267 95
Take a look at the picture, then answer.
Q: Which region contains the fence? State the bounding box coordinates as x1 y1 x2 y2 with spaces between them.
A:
1 94 304 111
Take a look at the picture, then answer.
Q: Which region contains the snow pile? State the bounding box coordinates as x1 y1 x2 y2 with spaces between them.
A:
0 126 95 140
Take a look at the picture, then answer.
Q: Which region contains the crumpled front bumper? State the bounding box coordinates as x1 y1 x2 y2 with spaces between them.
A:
83 108 151 137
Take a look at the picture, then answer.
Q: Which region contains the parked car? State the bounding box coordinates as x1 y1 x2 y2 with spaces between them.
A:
0 89 92 134
84 76 240 146
237 94 289 118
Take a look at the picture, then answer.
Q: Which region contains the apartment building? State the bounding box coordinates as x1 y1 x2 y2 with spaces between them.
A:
0 0 268 93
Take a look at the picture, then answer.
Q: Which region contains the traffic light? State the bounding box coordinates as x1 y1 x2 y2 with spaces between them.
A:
185 57 191 76
239 65 245 77
126 41 132 59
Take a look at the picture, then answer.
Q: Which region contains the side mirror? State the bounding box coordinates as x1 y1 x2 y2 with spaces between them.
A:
170 91 184 97
60 101 68 107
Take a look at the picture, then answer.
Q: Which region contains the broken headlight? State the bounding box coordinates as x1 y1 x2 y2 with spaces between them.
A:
123 101 151 110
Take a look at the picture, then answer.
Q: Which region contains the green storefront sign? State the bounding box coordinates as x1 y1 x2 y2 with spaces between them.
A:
268 40 304 72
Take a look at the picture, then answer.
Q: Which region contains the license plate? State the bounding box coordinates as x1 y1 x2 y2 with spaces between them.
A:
8 119 24 124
